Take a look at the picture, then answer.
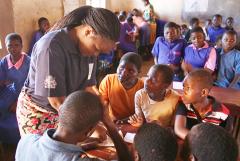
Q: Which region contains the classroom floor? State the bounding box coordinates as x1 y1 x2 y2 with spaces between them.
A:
139 56 154 78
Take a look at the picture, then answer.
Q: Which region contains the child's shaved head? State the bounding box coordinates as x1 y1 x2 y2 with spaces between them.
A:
186 69 213 90
59 91 103 134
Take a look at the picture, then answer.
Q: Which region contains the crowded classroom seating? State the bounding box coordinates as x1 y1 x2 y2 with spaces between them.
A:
0 0 240 161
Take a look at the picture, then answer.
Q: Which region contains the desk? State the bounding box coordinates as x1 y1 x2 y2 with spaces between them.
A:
86 124 138 160
210 86 240 116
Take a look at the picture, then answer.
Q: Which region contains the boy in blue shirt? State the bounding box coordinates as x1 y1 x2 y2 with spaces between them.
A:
207 14 226 45
215 30 240 89
16 91 133 161
152 22 186 81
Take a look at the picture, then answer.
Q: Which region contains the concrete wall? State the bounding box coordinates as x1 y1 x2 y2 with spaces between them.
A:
0 0 14 57
12 0 64 54
0 0 186 58
108 0 184 23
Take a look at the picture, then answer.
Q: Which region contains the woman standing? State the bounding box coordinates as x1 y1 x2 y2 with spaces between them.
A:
17 6 120 136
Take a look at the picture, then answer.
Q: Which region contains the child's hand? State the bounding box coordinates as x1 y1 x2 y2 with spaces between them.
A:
128 114 143 127
90 123 108 142
181 61 193 75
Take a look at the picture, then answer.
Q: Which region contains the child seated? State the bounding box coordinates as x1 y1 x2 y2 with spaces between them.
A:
99 52 143 122
174 69 232 139
128 64 179 127
28 17 50 56
0 33 30 155
225 16 235 31
184 17 200 42
215 30 240 89
152 22 187 81
182 27 216 75
182 123 239 161
207 14 226 45
134 123 178 161
119 14 138 54
16 91 133 161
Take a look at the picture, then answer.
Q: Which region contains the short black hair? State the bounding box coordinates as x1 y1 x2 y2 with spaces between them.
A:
58 91 103 134
151 64 174 85
5 33 22 45
38 17 48 26
119 52 142 71
164 22 178 30
182 123 239 161
223 29 238 37
190 26 205 35
189 17 199 26
187 69 213 89
118 14 126 22
126 13 133 23
213 14 222 19
134 123 178 161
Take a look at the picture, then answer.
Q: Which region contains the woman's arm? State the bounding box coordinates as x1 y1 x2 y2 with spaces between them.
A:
48 96 65 111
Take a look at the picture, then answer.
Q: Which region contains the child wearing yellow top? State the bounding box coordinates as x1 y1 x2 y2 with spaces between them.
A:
99 52 143 121
129 64 179 127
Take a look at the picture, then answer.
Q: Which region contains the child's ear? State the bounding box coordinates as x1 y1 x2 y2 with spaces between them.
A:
134 151 140 161
201 88 210 97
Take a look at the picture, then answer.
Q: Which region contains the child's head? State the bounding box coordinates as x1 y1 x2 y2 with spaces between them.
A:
225 16 234 28
126 14 134 25
145 64 173 98
131 8 141 17
38 17 50 32
190 27 205 48
118 14 126 22
182 69 213 105
180 24 188 34
175 24 181 39
117 52 142 89
182 123 239 161
204 19 212 27
142 0 150 5
222 30 237 53
215 35 222 48
212 14 222 27
5 33 23 57
134 123 178 161
58 90 103 139
189 17 200 28
164 22 178 42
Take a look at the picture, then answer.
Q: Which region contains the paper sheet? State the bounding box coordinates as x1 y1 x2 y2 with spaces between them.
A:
123 133 136 144
172 81 183 90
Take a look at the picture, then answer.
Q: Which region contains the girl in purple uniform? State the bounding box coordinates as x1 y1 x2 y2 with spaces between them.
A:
0 33 30 160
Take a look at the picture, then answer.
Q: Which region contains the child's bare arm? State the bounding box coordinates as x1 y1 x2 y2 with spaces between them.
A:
102 106 133 161
174 115 189 140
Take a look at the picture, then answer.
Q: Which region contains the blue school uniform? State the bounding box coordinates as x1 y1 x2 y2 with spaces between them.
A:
152 37 186 81
215 49 240 89
152 37 186 65
184 43 213 68
0 54 30 143
207 26 225 44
